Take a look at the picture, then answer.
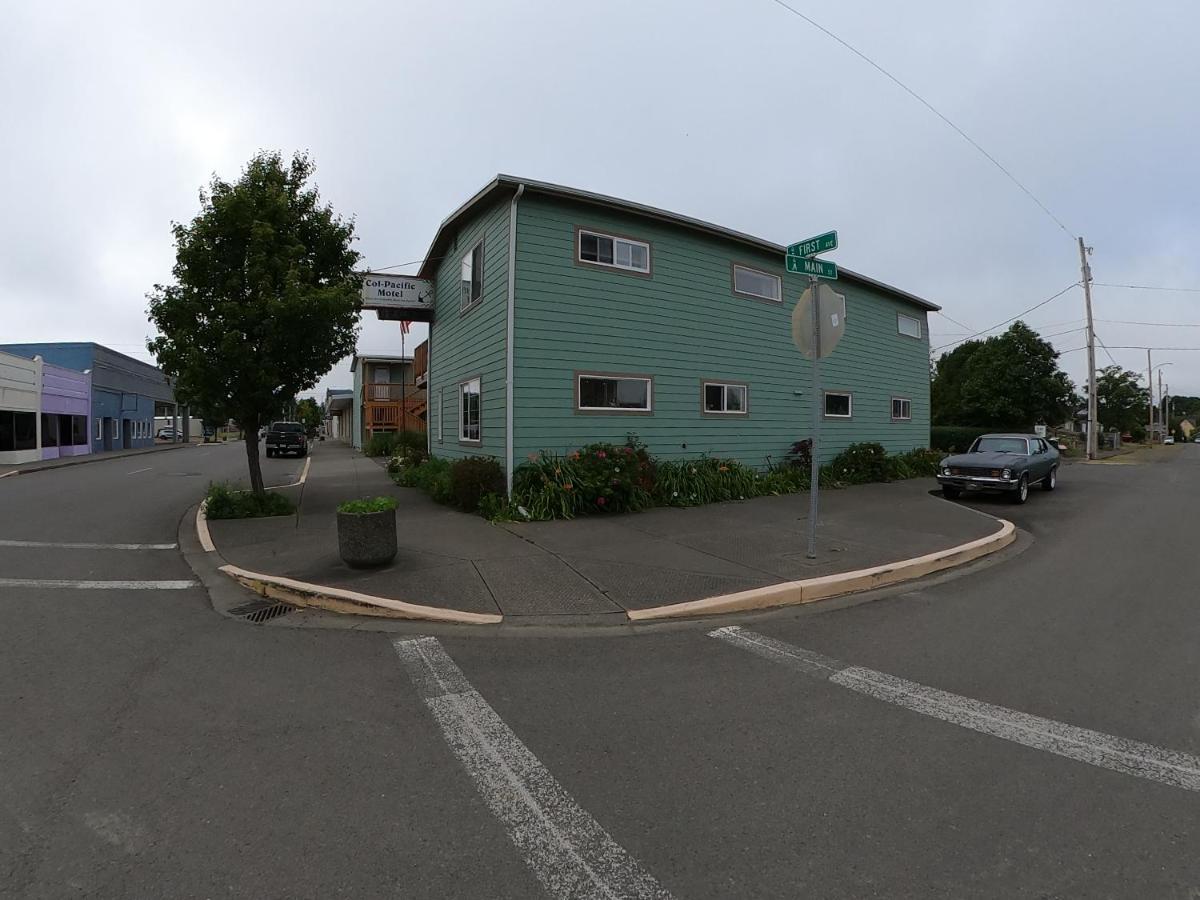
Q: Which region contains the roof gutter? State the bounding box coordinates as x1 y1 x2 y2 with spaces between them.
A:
504 183 525 496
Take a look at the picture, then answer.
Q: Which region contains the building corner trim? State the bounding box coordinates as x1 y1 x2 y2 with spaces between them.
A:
504 183 525 495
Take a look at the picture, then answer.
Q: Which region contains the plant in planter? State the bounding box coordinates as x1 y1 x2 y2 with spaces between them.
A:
336 496 399 568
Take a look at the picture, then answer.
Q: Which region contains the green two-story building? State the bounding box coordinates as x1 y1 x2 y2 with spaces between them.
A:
415 176 938 490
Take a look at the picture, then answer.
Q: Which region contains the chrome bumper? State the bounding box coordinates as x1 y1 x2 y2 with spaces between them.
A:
937 474 1018 490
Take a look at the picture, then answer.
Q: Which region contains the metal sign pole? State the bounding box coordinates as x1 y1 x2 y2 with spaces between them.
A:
807 276 821 559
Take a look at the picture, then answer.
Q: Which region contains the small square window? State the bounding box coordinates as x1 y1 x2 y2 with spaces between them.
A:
898 313 922 339
732 265 782 302
703 382 748 415
892 398 912 421
824 392 852 418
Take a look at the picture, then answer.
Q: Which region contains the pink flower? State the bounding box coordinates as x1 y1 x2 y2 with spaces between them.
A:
597 450 607 459
596 496 607 506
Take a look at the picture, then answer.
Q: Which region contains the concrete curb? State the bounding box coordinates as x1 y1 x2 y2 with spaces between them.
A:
0 440 199 477
626 518 1017 621
218 563 503 625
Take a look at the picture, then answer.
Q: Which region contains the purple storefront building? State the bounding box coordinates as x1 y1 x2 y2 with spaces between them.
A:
40 361 91 460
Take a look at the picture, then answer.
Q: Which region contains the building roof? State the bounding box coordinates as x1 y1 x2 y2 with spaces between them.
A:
415 175 940 312
349 354 413 372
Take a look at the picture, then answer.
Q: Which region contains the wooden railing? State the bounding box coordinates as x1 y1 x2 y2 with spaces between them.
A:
366 382 415 401
414 341 428 385
365 396 426 432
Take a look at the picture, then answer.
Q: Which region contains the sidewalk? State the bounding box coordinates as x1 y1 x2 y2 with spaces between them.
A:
0 440 208 477
205 442 1009 623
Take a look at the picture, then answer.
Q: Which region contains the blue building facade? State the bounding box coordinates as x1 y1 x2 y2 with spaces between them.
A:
0 343 176 453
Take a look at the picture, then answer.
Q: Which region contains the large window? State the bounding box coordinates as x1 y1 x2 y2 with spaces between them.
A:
897 313 923 339
460 240 484 311
459 378 480 442
577 374 652 412
732 265 781 302
577 229 650 274
824 391 852 418
41 413 59 447
891 397 912 421
0 411 37 451
72 415 88 445
703 381 748 415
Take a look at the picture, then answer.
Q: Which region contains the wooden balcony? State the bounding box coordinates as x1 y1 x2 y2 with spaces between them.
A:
414 341 428 387
365 387 426 433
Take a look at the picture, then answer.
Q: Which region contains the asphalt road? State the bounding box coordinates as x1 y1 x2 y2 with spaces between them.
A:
2 442 1199 898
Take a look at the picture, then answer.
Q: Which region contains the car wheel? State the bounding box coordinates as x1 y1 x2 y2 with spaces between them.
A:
266 449 274 458
1011 474 1029 504
1043 466 1057 491
941 486 960 500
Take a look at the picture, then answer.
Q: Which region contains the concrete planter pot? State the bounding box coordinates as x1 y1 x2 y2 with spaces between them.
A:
337 508 397 568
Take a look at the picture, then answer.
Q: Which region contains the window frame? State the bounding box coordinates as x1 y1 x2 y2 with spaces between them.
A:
112 419 120 440
891 397 912 422
701 380 750 417
459 239 485 314
437 386 444 444
574 372 654 415
458 376 481 444
95 418 102 441
574 226 653 277
730 263 783 304
897 313 923 340
823 391 853 419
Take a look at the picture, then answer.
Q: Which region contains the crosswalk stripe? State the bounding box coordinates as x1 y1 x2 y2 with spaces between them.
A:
710 625 1200 794
394 636 674 900
0 578 196 590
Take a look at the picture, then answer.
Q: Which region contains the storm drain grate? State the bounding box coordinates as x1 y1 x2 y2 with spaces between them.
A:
228 599 294 624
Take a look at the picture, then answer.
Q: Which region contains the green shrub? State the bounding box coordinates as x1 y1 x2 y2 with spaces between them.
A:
930 426 995 453
204 482 296 519
887 447 944 479
394 456 453 502
337 496 398 515
365 430 425 458
449 456 505 513
511 440 656 518
386 442 429 474
824 442 891 485
653 457 758 507
478 492 526 522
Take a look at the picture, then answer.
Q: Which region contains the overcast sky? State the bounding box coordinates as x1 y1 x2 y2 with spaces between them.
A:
4 1 1199 401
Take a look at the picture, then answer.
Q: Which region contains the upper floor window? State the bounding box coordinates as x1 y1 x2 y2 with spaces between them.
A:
460 378 481 442
460 240 484 311
578 229 650 274
732 265 781 302
897 313 922 339
577 374 652 412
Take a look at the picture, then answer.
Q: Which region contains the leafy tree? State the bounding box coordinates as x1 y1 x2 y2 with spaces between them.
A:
931 339 984 425
295 397 322 436
1092 366 1148 436
947 322 1077 428
147 151 361 494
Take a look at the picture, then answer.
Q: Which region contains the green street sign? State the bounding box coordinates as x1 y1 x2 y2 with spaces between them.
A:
786 255 838 279
786 231 838 258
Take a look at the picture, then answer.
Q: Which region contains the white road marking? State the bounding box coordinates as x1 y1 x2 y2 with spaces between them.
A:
394 636 673 900
710 626 1200 794
0 578 196 590
0 471 15 479
125 466 153 475
0 539 177 551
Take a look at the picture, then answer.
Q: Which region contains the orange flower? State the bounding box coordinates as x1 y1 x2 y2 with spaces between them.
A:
563 483 574 491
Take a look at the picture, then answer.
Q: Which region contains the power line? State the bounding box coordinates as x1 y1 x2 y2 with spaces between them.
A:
933 310 976 332
931 282 1080 352
369 258 425 272
1094 282 1200 293
1097 318 1200 328
766 0 1075 238
1093 332 1118 367
1041 325 1088 340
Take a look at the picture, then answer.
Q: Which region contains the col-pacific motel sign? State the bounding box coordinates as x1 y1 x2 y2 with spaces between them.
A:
360 273 435 322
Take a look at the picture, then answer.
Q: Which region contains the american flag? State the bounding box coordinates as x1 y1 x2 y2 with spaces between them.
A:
399 320 411 335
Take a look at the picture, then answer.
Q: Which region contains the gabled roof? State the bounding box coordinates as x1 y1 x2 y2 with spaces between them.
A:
416 175 940 312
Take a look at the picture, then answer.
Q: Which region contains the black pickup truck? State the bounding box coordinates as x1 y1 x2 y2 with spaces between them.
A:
264 421 308 458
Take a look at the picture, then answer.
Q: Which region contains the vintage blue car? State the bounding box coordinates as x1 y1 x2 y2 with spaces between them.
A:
937 433 1060 504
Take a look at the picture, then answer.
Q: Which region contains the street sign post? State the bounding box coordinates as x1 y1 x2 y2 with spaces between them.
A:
786 231 838 258
785 256 838 279
787 230 839 559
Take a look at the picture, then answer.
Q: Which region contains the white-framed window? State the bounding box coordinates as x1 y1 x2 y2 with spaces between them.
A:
577 229 650 274
897 313 923 339
112 419 120 439
437 387 444 443
94 418 102 441
824 391 852 418
891 397 912 421
732 265 781 302
577 374 652 412
460 240 484 311
703 381 748 415
459 378 480 442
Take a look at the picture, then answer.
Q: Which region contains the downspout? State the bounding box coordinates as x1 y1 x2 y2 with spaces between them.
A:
505 183 525 495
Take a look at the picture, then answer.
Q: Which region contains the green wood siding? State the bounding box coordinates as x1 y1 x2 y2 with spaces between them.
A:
511 195 930 467
428 197 511 462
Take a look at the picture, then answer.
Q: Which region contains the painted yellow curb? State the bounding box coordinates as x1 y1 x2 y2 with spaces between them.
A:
219 563 504 625
627 519 1016 622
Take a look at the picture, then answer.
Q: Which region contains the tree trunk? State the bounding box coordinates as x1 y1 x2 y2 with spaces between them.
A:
244 420 264 495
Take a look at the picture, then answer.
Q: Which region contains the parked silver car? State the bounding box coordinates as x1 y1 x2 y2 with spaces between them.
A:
937 434 1060 504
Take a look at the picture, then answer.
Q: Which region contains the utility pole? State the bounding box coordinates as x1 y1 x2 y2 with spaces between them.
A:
1079 237 1097 460
1147 349 1154 446
807 274 822 559
1158 369 1164 444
